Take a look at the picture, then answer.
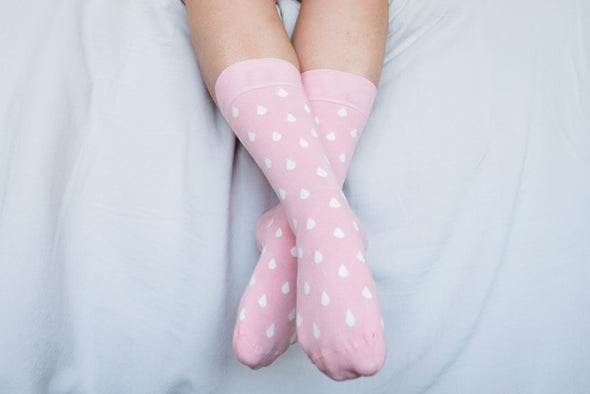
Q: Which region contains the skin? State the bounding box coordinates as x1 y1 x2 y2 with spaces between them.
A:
183 0 389 105
292 0 389 87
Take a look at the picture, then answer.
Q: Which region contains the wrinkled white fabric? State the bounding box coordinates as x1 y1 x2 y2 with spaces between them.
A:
0 0 589 393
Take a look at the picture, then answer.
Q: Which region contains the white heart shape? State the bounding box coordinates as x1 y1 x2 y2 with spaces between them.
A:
290 333 297 344
299 138 309 147
298 247 303 258
304 282 310 294
286 113 296 122
314 116 320 124
357 250 366 262
268 258 277 270
292 218 297 229
362 286 373 299
277 88 288 97
326 132 336 141
306 218 316 230
338 265 349 278
346 309 356 327
290 246 298 257
259 294 267 307
314 251 323 264
266 323 275 338
333 227 345 238
296 314 302 327
300 189 310 199
248 132 256 142
316 167 328 177
257 105 267 115
351 129 358 137
261 246 266 255
288 309 296 321
337 108 348 117
275 228 282 238
264 158 272 168
339 153 346 163
279 189 286 200
239 308 246 320
311 128 319 138
249 275 256 286
321 291 330 306
304 104 311 113
272 131 282 141
352 221 359 232
286 160 296 170
232 107 239 118
329 198 341 208
266 218 273 228
282 282 290 294
313 323 321 339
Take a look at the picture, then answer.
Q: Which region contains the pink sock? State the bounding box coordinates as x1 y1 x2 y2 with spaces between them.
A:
232 69 378 369
215 58 386 380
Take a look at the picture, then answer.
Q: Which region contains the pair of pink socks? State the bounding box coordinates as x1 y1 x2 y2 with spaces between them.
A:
215 58 386 381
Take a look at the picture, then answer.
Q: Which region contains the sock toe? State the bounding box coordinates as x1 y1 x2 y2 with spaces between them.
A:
233 323 287 369
308 330 386 381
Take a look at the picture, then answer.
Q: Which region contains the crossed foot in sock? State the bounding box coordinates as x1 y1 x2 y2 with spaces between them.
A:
217 59 386 381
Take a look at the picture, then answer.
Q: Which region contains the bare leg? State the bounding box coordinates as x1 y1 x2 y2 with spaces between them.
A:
293 0 389 85
184 0 299 104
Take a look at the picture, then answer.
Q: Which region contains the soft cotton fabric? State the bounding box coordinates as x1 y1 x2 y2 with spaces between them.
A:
232 68 377 369
215 58 386 380
0 0 589 392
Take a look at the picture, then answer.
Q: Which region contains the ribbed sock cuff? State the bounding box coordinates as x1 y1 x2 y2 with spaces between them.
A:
301 69 377 118
214 58 302 119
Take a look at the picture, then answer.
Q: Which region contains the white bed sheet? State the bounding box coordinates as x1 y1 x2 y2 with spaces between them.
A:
1 0 589 393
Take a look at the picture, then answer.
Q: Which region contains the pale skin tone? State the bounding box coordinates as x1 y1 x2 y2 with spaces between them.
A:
182 0 389 105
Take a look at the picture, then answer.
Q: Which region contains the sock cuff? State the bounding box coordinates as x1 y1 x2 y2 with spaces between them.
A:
301 69 377 118
215 58 302 118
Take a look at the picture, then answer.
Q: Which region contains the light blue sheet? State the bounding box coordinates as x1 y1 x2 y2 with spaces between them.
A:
1 0 589 392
